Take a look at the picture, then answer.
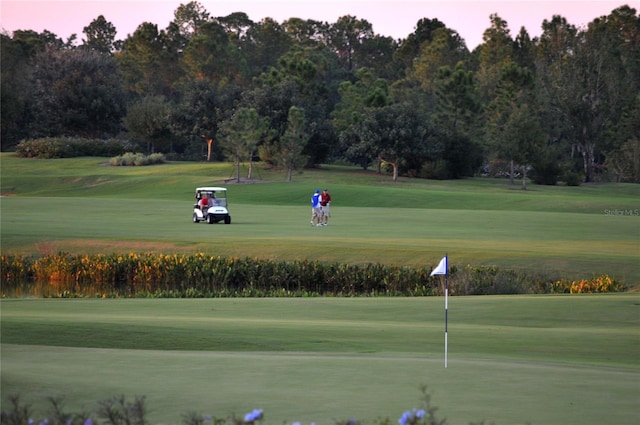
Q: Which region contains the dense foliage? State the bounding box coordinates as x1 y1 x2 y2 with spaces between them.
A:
1 253 624 298
2 2 639 183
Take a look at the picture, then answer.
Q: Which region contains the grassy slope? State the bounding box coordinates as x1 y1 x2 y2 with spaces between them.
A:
1 296 639 425
1 154 639 283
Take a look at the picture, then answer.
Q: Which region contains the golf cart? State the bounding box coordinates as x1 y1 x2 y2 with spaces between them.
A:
193 187 231 224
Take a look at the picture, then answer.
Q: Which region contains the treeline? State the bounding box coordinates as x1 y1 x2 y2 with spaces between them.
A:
1 253 625 298
2 2 639 184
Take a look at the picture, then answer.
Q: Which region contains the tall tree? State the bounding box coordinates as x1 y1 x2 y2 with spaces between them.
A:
475 14 514 102
393 18 447 70
433 62 483 178
358 103 428 181
173 1 210 38
487 63 546 189
219 107 269 181
329 15 375 71
544 16 633 182
278 106 309 181
29 48 126 138
333 67 390 169
82 15 117 54
123 95 172 153
411 27 469 92
243 17 292 78
117 23 175 95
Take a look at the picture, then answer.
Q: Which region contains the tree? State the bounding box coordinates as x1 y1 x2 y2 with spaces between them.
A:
29 48 126 138
117 23 177 95
485 63 532 183
333 68 390 169
504 103 545 189
82 15 117 54
410 27 468 92
358 103 428 181
475 14 514 102
278 106 309 181
219 107 269 182
173 1 210 38
243 17 292 78
329 15 375 72
123 95 172 153
169 79 239 160
180 20 243 84
1 32 36 148
431 62 483 178
393 18 448 69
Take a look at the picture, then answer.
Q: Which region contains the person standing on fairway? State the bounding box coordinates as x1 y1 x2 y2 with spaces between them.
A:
320 188 331 226
311 189 322 226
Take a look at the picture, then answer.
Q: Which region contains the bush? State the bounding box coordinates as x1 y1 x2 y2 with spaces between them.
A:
109 152 165 166
564 171 582 186
15 137 135 158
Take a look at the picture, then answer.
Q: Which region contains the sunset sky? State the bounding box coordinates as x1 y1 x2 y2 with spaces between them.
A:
0 0 629 50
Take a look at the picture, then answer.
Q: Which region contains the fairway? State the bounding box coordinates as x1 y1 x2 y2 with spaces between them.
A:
1 155 639 284
1 296 639 425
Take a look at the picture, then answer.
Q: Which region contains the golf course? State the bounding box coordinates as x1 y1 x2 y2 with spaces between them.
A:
1 154 639 425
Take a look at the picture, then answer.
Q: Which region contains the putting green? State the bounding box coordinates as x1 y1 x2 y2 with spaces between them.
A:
1 296 638 425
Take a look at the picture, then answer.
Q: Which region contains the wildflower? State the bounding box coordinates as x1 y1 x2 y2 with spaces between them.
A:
398 409 424 425
85 419 93 425
244 408 263 423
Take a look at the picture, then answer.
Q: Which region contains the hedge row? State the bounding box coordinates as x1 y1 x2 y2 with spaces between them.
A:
15 137 135 158
0 253 625 298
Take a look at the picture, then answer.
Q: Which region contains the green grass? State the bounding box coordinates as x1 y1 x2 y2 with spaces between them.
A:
1 154 639 283
1 296 639 425
2 155 640 424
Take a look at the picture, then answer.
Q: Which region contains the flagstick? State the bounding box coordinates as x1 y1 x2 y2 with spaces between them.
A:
444 273 448 368
444 255 448 369
429 255 449 369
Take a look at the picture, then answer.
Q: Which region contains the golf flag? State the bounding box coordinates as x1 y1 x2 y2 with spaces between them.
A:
430 256 447 276
430 255 449 368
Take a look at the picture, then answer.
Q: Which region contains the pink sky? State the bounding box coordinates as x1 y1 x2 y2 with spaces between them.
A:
0 0 629 49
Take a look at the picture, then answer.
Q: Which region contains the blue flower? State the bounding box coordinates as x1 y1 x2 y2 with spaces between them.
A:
84 419 92 425
398 411 412 425
244 408 263 423
398 408 425 425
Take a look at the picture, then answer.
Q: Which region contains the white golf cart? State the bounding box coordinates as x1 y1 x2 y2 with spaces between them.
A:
193 187 231 224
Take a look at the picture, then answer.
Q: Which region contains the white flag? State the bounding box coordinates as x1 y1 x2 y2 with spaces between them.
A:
430 256 447 276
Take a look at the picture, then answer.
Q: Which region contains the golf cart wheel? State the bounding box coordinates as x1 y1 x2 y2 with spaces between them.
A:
224 216 231 224
193 213 199 223
207 214 215 224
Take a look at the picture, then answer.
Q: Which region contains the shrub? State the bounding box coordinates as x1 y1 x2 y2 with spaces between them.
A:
15 137 134 158
109 152 166 166
551 274 625 293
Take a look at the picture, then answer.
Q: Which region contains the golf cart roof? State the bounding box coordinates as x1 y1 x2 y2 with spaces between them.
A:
196 187 227 192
